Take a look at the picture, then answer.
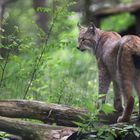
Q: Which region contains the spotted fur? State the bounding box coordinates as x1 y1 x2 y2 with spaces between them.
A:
77 23 140 122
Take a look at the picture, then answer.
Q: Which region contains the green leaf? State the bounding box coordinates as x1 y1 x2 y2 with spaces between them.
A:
85 100 96 112
73 121 86 128
105 135 115 140
124 125 133 130
133 130 140 137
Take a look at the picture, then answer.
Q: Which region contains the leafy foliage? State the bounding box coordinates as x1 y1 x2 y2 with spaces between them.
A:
0 0 99 107
101 13 135 32
0 0 140 139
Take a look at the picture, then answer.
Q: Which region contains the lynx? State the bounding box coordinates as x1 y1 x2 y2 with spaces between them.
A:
77 23 140 122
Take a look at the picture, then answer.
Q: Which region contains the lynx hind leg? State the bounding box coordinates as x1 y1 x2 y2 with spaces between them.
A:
117 79 134 123
113 81 123 112
117 45 135 122
134 74 140 117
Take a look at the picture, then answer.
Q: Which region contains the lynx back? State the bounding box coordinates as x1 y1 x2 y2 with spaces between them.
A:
77 23 140 123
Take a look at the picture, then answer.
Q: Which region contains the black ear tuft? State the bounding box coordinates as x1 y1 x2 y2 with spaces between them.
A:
88 22 96 34
77 22 82 29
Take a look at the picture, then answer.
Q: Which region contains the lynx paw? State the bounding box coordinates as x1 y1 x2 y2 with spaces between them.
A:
117 116 130 123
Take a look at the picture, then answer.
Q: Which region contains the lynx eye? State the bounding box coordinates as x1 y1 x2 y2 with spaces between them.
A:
79 38 85 42
79 37 91 43
83 38 91 42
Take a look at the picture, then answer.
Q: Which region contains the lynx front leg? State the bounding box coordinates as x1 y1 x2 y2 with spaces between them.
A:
113 81 123 112
98 63 111 104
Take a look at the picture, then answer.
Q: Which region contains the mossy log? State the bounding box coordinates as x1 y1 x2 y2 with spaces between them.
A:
0 99 87 127
0 116 76 140
0 100 140 140
0 100 138 126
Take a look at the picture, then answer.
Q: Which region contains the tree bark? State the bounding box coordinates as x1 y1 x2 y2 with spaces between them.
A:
0 116 76 140
0 100 139 126
0 115 139 140
133 10 140 37
0 99 87 127
0 100 140 139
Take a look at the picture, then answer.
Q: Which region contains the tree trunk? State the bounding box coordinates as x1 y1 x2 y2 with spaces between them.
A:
0 1 6 57
133 10 140 37
91 1 140 16
0 0 17 57
33 0 48 33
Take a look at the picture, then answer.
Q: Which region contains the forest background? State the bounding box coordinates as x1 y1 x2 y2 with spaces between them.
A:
0 0 138 112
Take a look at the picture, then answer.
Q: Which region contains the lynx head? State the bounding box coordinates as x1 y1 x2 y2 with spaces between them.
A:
77 23 98 54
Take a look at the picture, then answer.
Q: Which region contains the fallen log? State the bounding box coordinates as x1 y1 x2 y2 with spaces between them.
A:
0 116 77 140
0 115 140 140
0 100 140 140
0 99 138 126
0 99 87 126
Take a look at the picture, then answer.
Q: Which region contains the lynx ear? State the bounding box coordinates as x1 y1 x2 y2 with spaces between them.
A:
88 22 96 34
77 22 81 28
77 22 83 29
